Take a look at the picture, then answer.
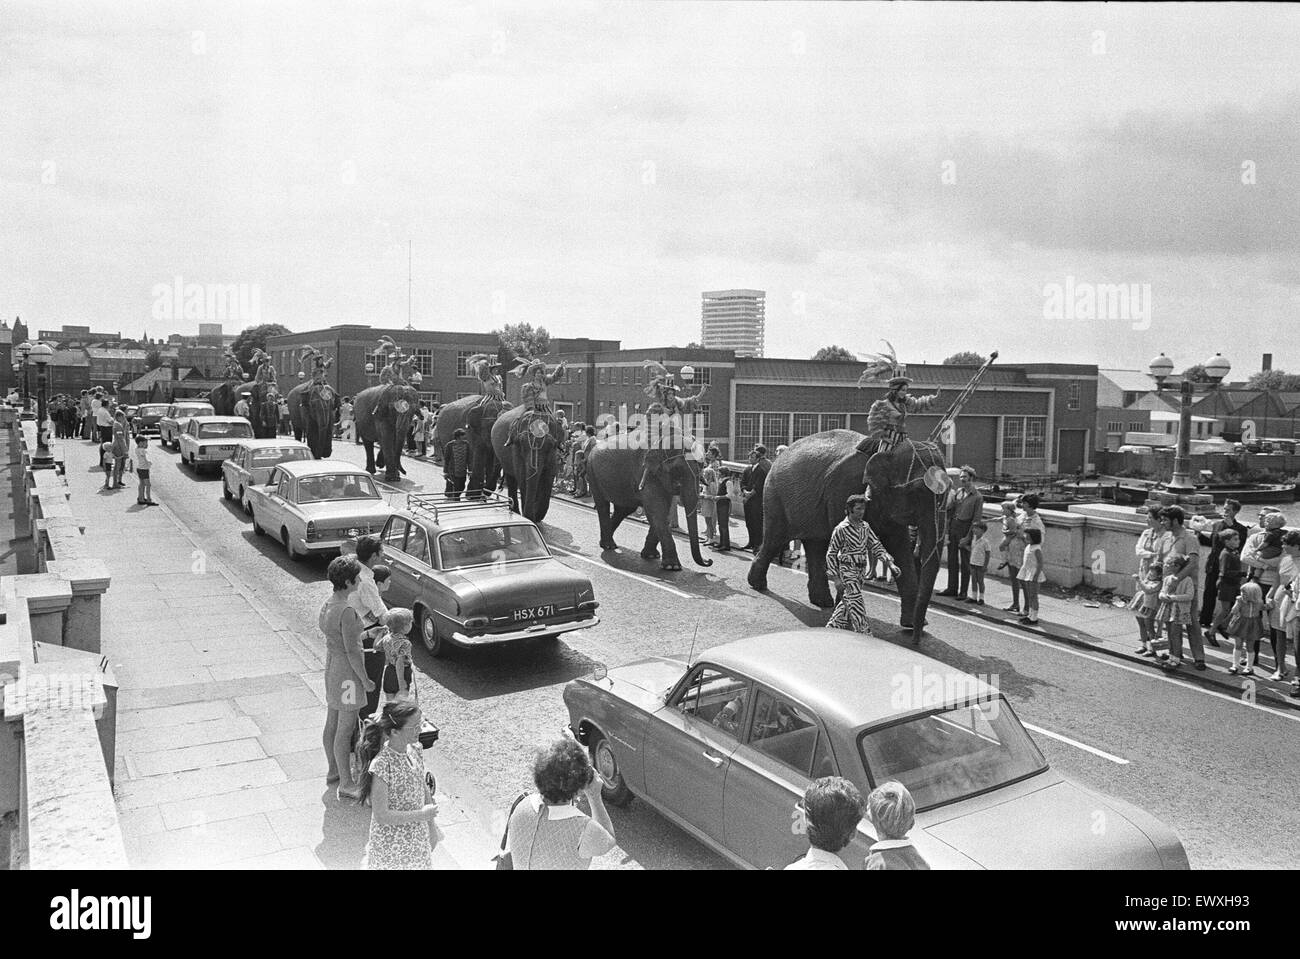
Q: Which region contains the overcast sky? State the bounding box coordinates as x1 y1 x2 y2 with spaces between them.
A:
3 1 1298 374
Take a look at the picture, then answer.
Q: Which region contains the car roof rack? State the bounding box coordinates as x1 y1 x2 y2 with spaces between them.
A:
406 491 514 525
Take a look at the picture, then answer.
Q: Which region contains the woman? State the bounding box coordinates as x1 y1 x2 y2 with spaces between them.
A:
110 409 132 489
356 701 438 869
699 448 721 546
320 555 375 801
505 738 616 870
1264 530 1300 683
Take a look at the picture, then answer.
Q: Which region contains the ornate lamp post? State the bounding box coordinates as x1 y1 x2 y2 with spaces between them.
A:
29 342 55 469
16 340 32 410
1146 351 1230 504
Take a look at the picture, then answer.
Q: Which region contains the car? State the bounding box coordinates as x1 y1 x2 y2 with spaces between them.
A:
158 401 216 449
564 628 1189 870
178 416 254 472
221 439 314 513
378 493 599 657
132 403 171 436
245 459 395 561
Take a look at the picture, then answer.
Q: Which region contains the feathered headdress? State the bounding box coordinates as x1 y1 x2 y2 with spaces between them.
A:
466 353 494 380
856 340 905 388
642 359 678 399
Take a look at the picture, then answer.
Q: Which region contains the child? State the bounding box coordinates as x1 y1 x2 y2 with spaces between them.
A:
1211 529 1243 644
864 781 929 870
1248 529 1284 668
375 606 416 705
1016 527 1044 625
967 521 990 605
1227 581 1265 675
997 501 1022 612
133 435 155 505
1153 554 1195 669
1130 564 1163 656
99 441 114 490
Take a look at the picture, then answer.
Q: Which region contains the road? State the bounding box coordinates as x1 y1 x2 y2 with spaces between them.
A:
151 437 1300 869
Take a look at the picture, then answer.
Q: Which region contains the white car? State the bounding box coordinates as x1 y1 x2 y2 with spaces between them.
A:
179 416 254 472
246 459 395 560
221 438 314 513
158 401 215 449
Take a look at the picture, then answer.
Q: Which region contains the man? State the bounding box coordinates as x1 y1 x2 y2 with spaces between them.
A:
859 374 941 455
1155 505 1207 670
825 493 898 635
339 395 354 442
443 427 470 501
939 465 983 600
77 390 91 439
1200 498 1247 635
233 393 251 420
740 445 771 552
785 777 865 871
94 393 115 445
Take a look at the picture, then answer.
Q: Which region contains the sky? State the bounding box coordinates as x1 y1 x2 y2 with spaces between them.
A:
3 1 1299 375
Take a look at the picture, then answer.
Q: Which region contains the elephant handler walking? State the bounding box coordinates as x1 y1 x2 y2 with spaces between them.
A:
826 494 898 635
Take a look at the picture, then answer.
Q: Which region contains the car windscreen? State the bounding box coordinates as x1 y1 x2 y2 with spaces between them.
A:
438 525 550 570
140 406 168 416
176 406 213 417
198 422 254 439
250 448 312 467
295 474 381 503
857 697 1047 812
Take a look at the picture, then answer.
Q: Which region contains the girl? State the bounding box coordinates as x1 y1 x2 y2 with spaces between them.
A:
1247 529 1284 669
99 440 115 490
1130 565 1162 656
1264 529 1300 682
356 701 438 869
967 521 990 605
1227 581 1266 676
133 435 154 505
1016 527 1044 625
998 501 1023 612
699 450 720 547
1154 555 1195 669
375 607 415 705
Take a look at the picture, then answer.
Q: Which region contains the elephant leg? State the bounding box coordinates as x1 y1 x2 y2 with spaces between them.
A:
803 538 832 608
363 440 377 474
749 493 789 592
641 525 661 562
910 509 943 641
609 503 636 534
593 494 616 550
877 522 919 631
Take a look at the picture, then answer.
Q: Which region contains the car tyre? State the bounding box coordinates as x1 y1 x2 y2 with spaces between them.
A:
588 731 633 807
282 527 306 562
416 605 445 657
252 512 265 536
222 476 232 500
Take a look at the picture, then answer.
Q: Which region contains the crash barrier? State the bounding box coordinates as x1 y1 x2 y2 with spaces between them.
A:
1 414 123 868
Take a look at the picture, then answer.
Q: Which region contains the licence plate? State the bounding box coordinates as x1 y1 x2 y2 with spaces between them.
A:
512 604 556 623
208 446 234 455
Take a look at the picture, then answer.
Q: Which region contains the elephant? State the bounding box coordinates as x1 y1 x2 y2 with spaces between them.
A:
207 380 242 416
490 405 565 522
249 381 281 439
747 430 948 641
354 381 420 483
287 380 339 459
432 393 511 497
584 438 713 572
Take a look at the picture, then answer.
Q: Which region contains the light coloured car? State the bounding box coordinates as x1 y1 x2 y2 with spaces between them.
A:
379 493 599 656
133 403 171 436
564 628 1189 870
158 401 215 449
246 459 394 560
221 438 314 512
178 416 254 472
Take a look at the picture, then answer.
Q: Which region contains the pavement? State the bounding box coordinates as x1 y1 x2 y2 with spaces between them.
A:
63 434 500 869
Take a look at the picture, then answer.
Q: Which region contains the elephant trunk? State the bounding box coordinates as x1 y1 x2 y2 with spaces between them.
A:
686 508 712 567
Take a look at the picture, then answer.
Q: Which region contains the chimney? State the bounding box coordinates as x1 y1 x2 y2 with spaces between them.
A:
171 363 179 381
1263 353 1273 372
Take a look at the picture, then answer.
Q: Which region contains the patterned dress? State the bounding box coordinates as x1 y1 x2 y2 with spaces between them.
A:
364 743 434 870
825 517 893 634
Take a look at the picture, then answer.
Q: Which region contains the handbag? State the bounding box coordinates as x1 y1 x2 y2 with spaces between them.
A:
494 792 530 870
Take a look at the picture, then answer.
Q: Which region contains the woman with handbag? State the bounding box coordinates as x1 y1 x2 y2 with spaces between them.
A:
501 738 615 870
321 555 376 801
356 701 439 869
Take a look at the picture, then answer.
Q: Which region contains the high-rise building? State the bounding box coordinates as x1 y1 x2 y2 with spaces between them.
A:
701 289 765 357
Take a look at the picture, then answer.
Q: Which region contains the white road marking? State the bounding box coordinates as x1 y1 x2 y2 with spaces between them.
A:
551 545 695 600
1021 722 1129 765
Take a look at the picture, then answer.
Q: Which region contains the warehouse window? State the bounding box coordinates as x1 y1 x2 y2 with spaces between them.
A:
634 365 642 385
1024 417 1046 457
365 350 387 374
762 413 790 451
694 404 711 431
1128 421 1143 432
598 367 606 385
736 413 760 453
412 349 433 376
1003 417 1047 458
820 413 846 431
1107 421 1123 433
792 413 819 441
456 351 475 378
694 366 712 386
623 367 631 385
1067 380 1081 411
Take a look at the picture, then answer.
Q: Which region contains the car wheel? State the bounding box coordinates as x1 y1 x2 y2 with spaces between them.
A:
282 527 305 562
222 476 232 500
252 512 265 536
417 605 444 657
588 731 632 807
242 495 252 516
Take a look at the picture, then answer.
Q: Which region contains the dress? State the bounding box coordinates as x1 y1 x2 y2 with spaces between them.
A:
1269 555 1298 636
1154 574 1193 626
825 517 892 634
364 744 434 870
319 594 365 710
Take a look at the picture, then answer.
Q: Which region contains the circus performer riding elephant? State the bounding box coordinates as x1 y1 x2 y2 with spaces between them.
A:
491 404 566 522
246 348 280 439
207 348 249 415
287 347 339 458
584 437 714 572
354 380 421 483
746 432 949 641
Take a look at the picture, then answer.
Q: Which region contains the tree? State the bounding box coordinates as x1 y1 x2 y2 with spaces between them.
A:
494 322 551 358
230 323 291 368
942 351 986 366
1246 369 1300 391
685 341 702 349
145 350 163 370
812 345 857 362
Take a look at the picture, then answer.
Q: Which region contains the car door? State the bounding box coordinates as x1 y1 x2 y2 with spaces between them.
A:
378 517 414 606
261 470 290 529
642 664 750 848
723 687 839 869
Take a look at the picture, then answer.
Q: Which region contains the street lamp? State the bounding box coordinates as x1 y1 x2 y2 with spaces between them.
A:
1147 351 1231 494
29 342 55 469
16 340 32 409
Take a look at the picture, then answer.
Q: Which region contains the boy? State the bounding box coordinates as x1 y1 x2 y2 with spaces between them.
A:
133 435 155 505
443 427 470 500
99 441 114 490
785 776 864 870
1211 529 1243 644
865 781 929 870
967 520 991 604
